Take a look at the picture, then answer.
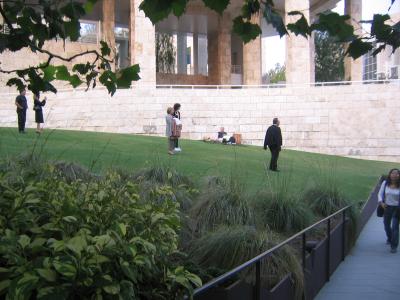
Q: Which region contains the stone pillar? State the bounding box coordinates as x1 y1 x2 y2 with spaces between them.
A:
207 12 231 85
285 0 312 84
344 0 362 81
193 33 199 75
102 0 116 65
177 33 187 74
129 0 156 85
243 14 262 85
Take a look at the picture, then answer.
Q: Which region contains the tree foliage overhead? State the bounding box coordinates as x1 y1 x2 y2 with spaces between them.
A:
0 0 399 95
315 32 346 82
141 0 400 59
0 0 140 95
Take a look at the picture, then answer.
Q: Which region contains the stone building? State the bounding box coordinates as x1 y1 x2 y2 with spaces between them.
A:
0 0 368 86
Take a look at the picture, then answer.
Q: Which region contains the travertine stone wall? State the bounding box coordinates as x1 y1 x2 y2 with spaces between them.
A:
1 82 399 162
156 73 209 85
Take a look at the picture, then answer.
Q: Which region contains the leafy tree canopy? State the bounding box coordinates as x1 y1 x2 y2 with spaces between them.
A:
0 0 399 95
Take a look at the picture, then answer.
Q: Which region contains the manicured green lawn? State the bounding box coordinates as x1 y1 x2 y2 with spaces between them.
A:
0 127 397 201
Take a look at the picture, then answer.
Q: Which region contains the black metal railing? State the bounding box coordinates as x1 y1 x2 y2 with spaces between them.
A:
193 205 352 299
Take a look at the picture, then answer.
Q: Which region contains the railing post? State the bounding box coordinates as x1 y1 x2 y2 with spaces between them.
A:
255 260 261 300
302 232 306 271
326 218 331 281
342 209 346 261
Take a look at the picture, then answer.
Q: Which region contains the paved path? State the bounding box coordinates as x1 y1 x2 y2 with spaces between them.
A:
315 214 400 300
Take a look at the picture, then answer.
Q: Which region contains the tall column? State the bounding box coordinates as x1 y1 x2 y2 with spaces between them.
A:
207 12 231 85
102 0 116 66
243 14 262 85
193 33 199 75
285 0 312 84
129 0 156 85
177 33 187 74
344 0 362 81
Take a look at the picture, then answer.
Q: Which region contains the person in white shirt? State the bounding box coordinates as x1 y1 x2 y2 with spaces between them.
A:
378 168 400 253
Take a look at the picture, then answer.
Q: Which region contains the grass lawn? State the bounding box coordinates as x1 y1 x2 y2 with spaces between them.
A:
0 127 397 201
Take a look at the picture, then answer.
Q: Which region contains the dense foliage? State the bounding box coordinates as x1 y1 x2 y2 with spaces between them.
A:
315 31 345 82
0 157 200 299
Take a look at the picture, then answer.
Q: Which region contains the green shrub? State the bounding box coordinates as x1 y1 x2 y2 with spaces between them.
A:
0 163 200 299
189 176 252 234
189 226 304 298
252 190 314 233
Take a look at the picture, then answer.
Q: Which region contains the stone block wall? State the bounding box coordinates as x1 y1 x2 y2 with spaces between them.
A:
1 82 399 162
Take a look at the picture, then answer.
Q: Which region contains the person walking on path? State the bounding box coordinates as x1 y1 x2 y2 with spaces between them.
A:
15 88 28 134
173 103 182 152
378 168 400 253
166 107 176 155
263 117 282 172
33 92 47 134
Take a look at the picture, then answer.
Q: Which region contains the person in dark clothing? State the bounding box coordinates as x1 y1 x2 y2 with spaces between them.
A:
173 103 182 152
33 93 47 134
15 89 28 133
263 118 282 171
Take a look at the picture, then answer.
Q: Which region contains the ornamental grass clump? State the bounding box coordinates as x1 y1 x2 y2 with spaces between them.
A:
189 226 304 299
189 175 252 234
252 190 314 233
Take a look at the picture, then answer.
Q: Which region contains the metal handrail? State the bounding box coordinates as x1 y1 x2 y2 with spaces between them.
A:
193 205 352 297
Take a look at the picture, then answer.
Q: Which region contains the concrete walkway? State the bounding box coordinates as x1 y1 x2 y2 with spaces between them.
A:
315 214 400 300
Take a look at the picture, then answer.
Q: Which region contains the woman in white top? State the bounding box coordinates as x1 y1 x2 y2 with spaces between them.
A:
378 168 400 253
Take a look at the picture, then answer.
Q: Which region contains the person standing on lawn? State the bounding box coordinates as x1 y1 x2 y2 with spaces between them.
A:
15 88 28 133
173 103 182 152
166 107 176 155
263 117 282 172
33 92 47 134
378 168 400 253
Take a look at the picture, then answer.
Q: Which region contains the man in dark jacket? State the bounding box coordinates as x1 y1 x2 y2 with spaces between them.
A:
15 89 28 133
264 118 282 171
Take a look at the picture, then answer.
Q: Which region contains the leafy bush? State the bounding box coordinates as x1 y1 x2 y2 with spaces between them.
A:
0 162 200 299
189 226 303 297
252 190 314 233
189 176 252 234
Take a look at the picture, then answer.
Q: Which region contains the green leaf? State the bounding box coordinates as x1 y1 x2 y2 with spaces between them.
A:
241 0 261 19
36 269 57 282
117 223 127 237
346 38 373 59
0 279 10 294
6 78 26 92
233 17 262 43
62 216 77 223
18 235 31 249
100 41 111 57
53 259 77 279
30 237 47 248
139 0 178 24
55 66 70 80
313 13 353 42
287 11 311 37
66 235 87 256
116 64 141 88
103 283 120 295
42 65 57 82
202 0 230 15
263 4 288 37
84 0 98 13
